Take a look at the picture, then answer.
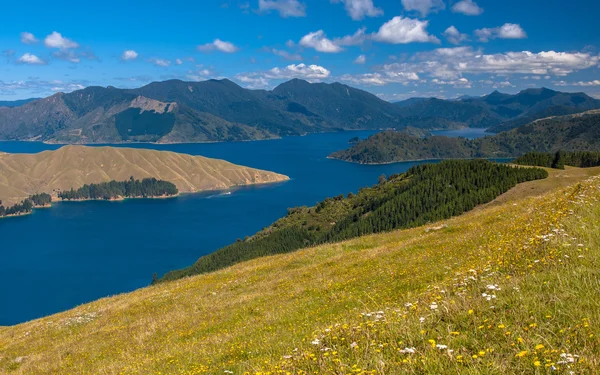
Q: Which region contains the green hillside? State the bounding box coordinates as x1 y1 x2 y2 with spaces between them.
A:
1 166 598 374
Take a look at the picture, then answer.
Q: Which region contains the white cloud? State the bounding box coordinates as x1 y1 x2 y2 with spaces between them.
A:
340 71 420 86
197 39 239 53
258 0 306 17
175 58 183 65
475 23 527 42
17 53 46 65
372 16 440 44
400 48 598 78
44 31 79 49
451 0 483 15
401 0 445 16
267 63 330 80
354 54 366 64
554 80 600 87
121 50 138 61
431 77 472 88
331 0 383 20
342 47 600 87
443 26 468 45
299 30 343 53
20 32 38 44
235 63 330 88
149 58 171 67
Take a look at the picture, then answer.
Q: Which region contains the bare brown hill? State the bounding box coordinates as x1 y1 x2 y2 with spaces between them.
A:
0 146 288 205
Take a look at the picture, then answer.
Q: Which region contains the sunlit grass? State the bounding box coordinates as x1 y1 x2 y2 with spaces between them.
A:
0 169 598 374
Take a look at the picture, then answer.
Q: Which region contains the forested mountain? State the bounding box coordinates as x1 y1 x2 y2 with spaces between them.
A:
159 160 547 282
1 80 597 144
395 88 600 131
0 79 402 143
330 110 600 164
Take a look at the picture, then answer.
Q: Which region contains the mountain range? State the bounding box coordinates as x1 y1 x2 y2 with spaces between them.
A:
0 80 598 144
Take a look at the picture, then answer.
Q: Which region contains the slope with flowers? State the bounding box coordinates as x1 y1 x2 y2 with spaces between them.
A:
0 167 599 374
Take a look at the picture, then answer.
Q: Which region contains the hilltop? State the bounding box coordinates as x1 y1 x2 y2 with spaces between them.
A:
0 80 598 144
330 110 600 164
0 146 288 206
0 166 598 374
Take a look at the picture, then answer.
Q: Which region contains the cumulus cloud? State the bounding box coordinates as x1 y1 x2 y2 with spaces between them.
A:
443 26 469 45
401 0 445 16
175 58 183 65
121 50 138 61
451 0 483 15
475 23 527 42
197 39 239 53
331 0 383 20
235 63 330 88
299 30 343 53
44 31 79 49
372 16 440 44
258 0 306 17
20 32 38 44
354 54 366 64
17 53 46 65
149 58 171 67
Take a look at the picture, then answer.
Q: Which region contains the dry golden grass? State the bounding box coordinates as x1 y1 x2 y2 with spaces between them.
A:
0 146 288 205
0 167 598 374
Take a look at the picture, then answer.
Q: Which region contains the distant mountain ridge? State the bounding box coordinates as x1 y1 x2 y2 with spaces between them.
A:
0 80 598 144
0 79 403 144
394 88 600 131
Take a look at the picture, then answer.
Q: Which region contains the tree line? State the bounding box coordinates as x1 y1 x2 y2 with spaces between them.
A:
158 160 548 283
514 151 600 169
0 193 52 218
58 177 178 200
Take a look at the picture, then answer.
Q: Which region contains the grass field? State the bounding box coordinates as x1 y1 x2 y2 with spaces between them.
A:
0 167 598 374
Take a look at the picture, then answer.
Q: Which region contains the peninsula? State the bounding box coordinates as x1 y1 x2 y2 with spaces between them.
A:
0 145 289 212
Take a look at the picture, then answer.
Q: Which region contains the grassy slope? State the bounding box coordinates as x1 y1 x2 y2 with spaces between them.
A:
0 145 288 206
0 168 599 374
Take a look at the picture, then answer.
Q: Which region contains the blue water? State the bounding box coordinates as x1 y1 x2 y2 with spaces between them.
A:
0 131 417 325
0 129 494 325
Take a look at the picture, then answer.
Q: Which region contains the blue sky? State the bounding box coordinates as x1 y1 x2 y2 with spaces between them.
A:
1 0 599 101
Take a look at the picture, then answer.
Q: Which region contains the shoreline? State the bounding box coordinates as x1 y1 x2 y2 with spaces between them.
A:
0 178 290 220
0 128 386 146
